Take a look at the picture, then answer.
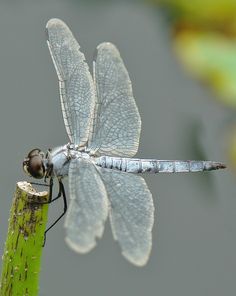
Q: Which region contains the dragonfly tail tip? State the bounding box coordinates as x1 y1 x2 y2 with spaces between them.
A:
212 162 227 170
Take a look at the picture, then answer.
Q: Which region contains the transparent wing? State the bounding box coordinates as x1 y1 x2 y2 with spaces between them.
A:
88 42 141 157
98 168 154 266
46 19 95 147
64 158 108 253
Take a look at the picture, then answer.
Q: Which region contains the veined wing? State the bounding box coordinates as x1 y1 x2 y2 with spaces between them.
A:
46 19 95 147
98 168 154 266
88 42 141 157
64 158 108 253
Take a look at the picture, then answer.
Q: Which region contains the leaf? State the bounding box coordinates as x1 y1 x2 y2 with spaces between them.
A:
174 30 236 107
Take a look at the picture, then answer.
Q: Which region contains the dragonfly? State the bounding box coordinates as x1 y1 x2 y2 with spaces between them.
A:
23 18 226 266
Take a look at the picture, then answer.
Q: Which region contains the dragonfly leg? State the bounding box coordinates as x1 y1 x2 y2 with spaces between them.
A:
44 160 53 182
30 181 50 187
30 177 54 205
43 180 67 246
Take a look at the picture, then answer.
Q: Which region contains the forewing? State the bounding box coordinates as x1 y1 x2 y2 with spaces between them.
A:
99 168 154 266
46 19 95 146
64 158 108 253
88 42 141 157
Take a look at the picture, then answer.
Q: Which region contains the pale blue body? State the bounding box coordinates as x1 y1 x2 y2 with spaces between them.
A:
49 144 223 179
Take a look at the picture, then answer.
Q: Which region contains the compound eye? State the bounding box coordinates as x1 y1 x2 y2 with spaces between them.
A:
23 149 45 179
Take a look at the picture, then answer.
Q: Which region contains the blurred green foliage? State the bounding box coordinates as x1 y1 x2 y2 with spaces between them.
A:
158 0 236 33
175 31 236 107
153 0 236 108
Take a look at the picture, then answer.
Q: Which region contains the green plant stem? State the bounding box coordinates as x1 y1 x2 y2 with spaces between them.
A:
0 181 49 296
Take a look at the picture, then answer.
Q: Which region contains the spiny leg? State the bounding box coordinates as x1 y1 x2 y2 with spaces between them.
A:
30 177 54 204
30 181 50 187
43 180 67 246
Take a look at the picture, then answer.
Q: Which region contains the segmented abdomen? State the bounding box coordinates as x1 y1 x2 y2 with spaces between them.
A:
95 156 225 173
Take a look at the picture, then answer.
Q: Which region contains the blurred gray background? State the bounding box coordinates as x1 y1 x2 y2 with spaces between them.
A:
0 0 235 295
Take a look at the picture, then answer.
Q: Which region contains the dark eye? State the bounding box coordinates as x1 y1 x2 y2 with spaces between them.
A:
23 149 45 179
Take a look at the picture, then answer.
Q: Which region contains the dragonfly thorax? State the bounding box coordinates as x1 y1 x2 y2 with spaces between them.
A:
40 144 92 179
61 143 90 159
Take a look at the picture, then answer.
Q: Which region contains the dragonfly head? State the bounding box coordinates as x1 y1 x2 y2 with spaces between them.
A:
23 148 46 179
